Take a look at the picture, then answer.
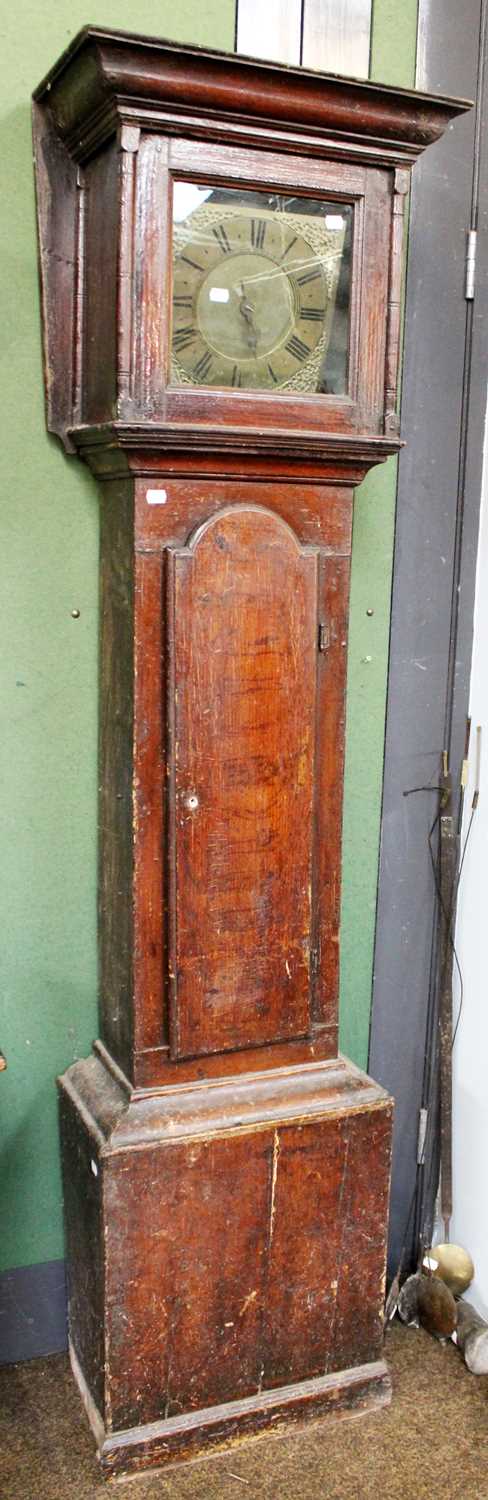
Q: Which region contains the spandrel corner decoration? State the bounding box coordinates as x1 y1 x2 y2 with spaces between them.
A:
32 26 470 1480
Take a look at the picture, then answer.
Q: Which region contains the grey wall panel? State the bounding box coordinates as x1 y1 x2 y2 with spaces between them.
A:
236 0 302 64
370 0 486 1274
236 0 372 74
449 16 488 782
302 0 371 78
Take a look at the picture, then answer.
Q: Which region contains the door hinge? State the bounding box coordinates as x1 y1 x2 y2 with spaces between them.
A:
417 1106 428 1164
465 229 477 301
318 622 330 653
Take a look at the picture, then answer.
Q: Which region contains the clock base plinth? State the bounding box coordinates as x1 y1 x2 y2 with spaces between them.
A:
69 1335 391 1479
58 1049 392 1480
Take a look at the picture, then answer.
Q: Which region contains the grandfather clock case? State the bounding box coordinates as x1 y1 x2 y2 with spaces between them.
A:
33 30 467 1479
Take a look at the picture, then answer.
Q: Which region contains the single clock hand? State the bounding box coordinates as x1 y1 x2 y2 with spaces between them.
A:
237 282 258 354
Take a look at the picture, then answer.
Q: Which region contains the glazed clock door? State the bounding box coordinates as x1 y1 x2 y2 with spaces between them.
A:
166 504 319 1060
170 180 352 396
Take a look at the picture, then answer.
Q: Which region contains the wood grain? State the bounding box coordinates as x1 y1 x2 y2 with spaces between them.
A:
167 506 318 1058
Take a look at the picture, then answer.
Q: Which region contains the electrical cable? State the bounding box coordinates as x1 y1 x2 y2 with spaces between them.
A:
387 755 479 1308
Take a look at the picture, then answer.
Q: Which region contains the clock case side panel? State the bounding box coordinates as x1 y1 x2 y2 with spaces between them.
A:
81 142 120 425
98 480 136 1082
58 1082 107 1425
32 101 80 450
32 105 141 447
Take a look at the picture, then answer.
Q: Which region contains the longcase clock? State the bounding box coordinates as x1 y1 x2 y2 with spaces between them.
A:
32 28 469 1479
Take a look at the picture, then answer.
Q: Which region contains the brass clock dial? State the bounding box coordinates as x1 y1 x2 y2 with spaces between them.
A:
170 188 350 394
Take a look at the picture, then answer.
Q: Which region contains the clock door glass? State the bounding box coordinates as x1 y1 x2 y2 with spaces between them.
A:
170 183 352 395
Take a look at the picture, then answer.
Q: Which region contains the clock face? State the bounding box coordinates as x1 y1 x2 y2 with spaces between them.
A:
170 186 351 395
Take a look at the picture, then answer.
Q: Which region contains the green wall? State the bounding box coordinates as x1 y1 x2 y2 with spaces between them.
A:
1 0 417 1274
339 0 418 1064
0 2 236 1276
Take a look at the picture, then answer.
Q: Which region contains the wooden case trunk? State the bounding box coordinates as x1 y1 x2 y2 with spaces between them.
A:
59 457 392 1475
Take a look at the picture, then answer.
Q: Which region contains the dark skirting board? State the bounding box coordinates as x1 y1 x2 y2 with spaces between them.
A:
0 1260 67 1365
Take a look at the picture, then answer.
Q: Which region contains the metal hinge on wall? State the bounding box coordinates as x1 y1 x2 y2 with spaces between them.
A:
465 229 477 300
318 622 330 652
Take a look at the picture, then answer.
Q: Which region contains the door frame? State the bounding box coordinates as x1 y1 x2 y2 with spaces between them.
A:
369 0 488 1273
